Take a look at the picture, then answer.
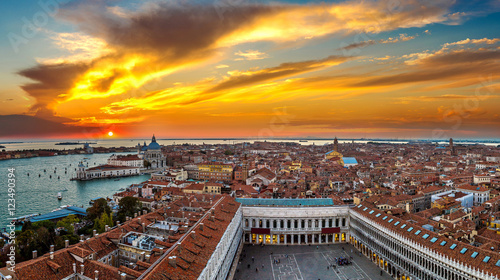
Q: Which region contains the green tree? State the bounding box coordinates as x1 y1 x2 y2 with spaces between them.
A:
86 198 111 221
93 212 113 233
56 215 80 235
224 150 234 155
117 197 140 223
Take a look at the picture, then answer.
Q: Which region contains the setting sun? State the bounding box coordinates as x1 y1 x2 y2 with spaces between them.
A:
108 131 113 137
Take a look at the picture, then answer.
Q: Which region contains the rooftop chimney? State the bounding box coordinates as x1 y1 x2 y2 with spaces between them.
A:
50 245 55 252
143 210 147 215
80 234 84 242
138 217 141 224
80 264 85 274
191 231 196 240
134 212 138 218
50 252 54 260
142 222 146 232
177 242 182 253
120 272 127 280
105 225 109 232
145 254 151 262
168 256 177 267
65 240 69 248
199 223 204 231
94 270 99 280
73 263 76 273
32 250 37 259
93 229 97 237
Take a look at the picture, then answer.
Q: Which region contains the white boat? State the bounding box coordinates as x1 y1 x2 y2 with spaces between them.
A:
57 192 62 200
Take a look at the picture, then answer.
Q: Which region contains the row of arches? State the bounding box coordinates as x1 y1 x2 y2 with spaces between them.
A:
350 214 479 280
243 217 347 229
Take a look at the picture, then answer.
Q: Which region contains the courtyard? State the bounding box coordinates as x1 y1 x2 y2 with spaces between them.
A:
232 243 393 280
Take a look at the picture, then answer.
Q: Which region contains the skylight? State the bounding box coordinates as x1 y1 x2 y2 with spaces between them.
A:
495 259 500 267
401 224 406 229
363 207 368 211
388 219 394 223
407 227 413 232
376 213 381 217
369 210 374 214
394 221 400 226
483 256 490 263
358 204 363 208
450 244 457 250
460 248 467 254
414 230 421 235
383 216 388 220
440 241 447 246
471 252 478 258
422 234 429 239
430 237 438 243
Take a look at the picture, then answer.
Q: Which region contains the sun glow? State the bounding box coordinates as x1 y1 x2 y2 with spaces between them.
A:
108 131 113 136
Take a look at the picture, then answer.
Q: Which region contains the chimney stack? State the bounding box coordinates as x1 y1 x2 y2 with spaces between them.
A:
50 244 55 253
93 229 97 237
168 256 177 267
142 222 146 232
80 234 84 242
32 250 37 259
116 221 120 226
105 225 109 232
177 242 182 253
138 217 141 224
139 252 146 262
143 210 147 215
199 223 204 231
145 254 151 262
50 252 54 260
120 272 127 280
134 212 138 218
65 240 69 248
73 263 76 273
94 270 99 280
80 264 85 274
191 231 196 239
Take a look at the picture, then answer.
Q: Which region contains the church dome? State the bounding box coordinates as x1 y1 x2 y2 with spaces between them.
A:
148 142 161 150
147 134 161 150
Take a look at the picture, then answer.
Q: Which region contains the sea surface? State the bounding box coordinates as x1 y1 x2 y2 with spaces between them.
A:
1 138 499 151
0 152 150 230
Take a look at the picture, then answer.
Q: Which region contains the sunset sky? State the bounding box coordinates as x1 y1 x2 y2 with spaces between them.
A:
1 0 499 139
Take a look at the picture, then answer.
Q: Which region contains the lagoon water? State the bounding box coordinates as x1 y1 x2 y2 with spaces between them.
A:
0 152 150 230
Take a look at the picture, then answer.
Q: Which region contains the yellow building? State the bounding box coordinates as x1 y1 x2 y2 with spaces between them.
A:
289 161 302 171
325 150 344 165
204 182 223 194
198 162 233 182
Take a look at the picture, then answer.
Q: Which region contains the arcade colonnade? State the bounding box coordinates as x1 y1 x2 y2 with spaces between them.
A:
349 209 494 280
241 206 349 245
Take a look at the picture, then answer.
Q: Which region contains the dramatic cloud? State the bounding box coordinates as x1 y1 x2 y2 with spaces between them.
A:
101 55 352 114
9 0 500 138
337 34 416 51
234 50 269 60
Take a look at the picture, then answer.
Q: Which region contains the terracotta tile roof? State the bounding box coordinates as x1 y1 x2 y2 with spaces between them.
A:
354 204 500 277
143 196 240 280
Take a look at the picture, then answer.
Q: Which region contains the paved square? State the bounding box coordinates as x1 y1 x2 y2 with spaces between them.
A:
233 244 392 280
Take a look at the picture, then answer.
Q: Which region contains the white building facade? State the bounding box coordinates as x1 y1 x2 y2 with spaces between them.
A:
241 204 350 245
